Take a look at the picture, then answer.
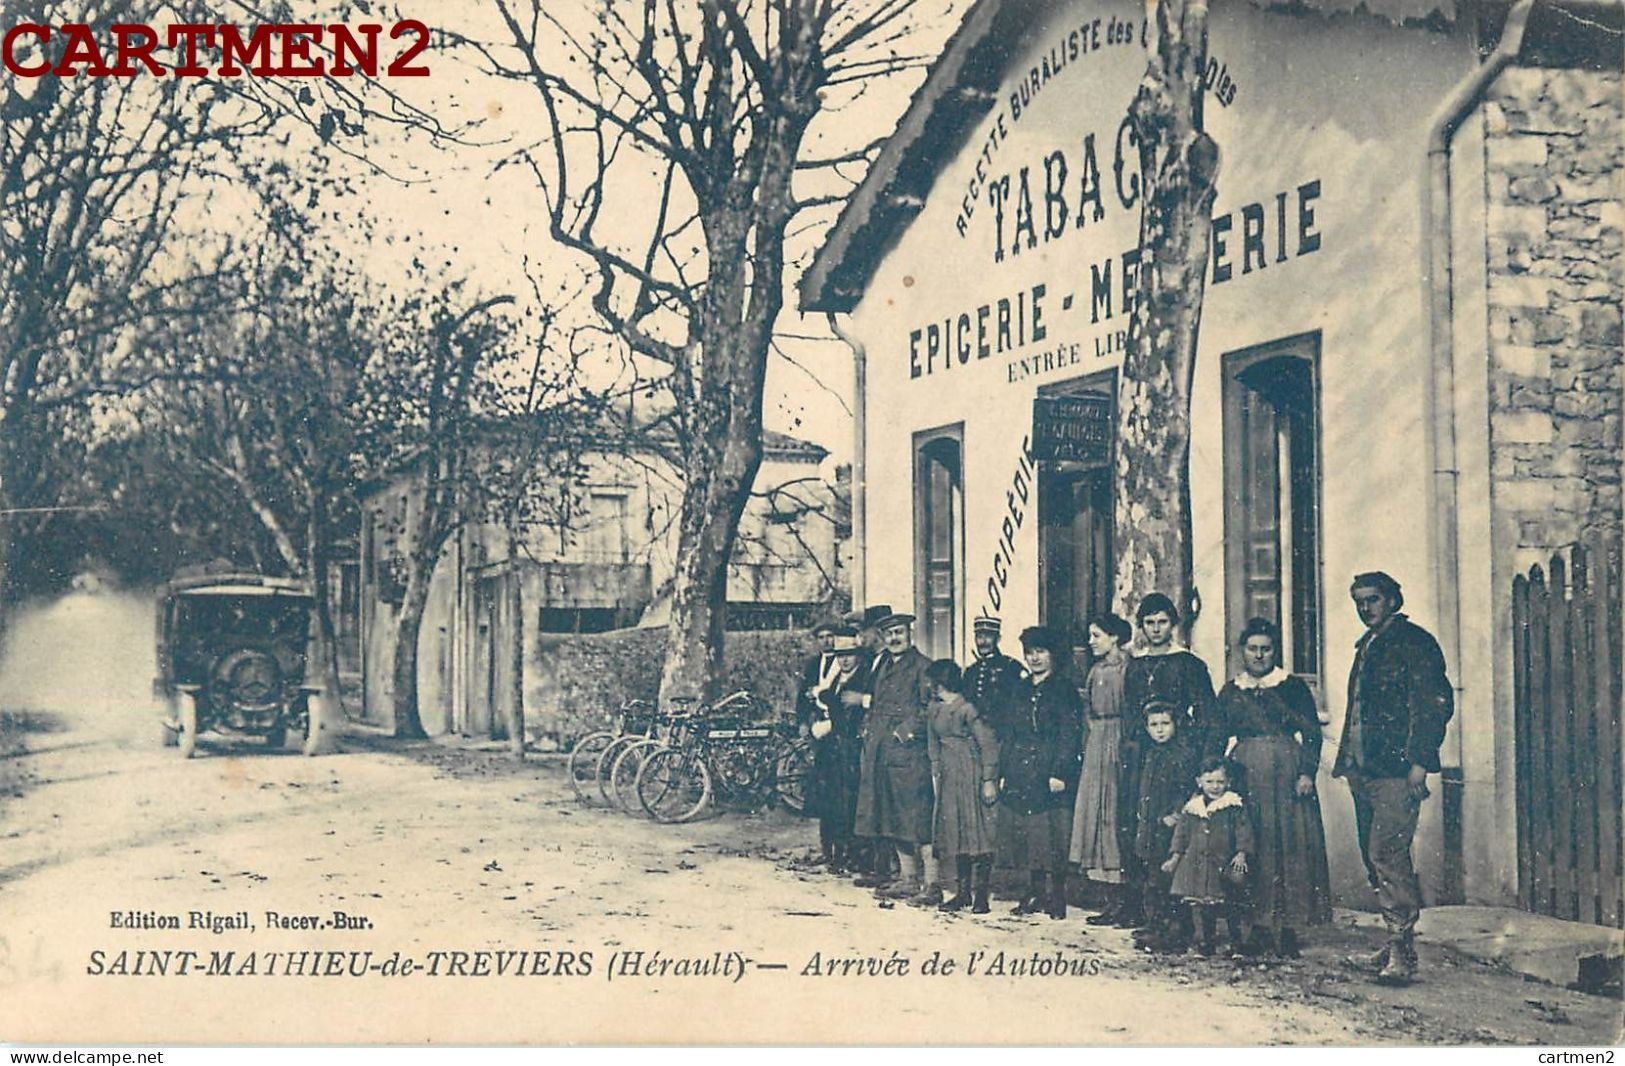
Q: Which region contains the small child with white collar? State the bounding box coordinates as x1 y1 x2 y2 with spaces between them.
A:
1162 756 1255 956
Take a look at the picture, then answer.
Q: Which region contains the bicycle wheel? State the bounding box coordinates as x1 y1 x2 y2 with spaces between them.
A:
610 738 665 814
773 737 815 814
595 734 641 805
637 748 713 823
567 731 616 803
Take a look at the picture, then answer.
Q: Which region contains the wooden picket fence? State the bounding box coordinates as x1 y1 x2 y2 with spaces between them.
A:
1512 532 1623 928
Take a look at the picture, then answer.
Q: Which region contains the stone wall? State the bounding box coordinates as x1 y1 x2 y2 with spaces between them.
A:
1484 66 1622 561
528 626 816 747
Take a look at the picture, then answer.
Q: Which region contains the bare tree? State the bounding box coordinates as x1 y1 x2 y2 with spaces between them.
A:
123 195 376 714
474 0 929 701
0 0 276 629
1115 0 1220 633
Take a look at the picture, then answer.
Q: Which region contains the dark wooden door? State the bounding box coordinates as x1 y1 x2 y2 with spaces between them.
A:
1039 466 1112 653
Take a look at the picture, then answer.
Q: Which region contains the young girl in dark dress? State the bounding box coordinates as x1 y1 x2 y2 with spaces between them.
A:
1164 757 1255 956
1131 701 1200 951
925 660 1000 914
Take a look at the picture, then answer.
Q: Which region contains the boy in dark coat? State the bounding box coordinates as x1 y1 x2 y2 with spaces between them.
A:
1131 701 1201 951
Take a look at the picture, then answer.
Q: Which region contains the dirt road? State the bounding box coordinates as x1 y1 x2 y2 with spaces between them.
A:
2 686 1618 1045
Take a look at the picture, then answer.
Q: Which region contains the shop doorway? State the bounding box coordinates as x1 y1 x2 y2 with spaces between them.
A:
1036 373 1116 669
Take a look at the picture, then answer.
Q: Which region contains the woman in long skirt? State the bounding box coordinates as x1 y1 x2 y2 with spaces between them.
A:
997 626 1083 919
1211 617 1333 956
1070 613 1133 891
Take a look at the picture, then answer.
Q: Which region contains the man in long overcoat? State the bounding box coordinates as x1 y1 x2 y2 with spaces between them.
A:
846 610 935 902
840 603 889 883
1333 571 1453 986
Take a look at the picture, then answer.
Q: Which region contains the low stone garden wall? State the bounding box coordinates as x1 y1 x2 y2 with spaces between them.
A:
528 626 816 747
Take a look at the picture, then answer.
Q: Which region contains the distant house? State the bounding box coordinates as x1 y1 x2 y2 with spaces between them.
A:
356 426 845 739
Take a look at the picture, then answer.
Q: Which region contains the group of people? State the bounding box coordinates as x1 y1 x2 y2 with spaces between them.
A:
795 571 1453 985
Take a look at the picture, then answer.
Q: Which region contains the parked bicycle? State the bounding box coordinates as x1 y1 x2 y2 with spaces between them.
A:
634 693 813 823
606 700 703 812
566 699 655 804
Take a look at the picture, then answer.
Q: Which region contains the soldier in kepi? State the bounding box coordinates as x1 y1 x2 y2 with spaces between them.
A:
1334 571 1454 986
962 615 1024 739
845 609 937 905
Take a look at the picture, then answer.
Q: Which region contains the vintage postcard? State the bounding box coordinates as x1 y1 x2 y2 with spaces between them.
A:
0 0 1620 1048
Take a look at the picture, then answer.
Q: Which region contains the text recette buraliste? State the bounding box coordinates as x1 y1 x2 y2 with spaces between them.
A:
1 20 431 77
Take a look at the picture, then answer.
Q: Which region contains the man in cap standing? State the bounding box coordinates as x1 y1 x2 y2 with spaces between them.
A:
807 628 869 873
962 615 1024 741
796 620 843 741
845 609 936 903
1334 571 1453 986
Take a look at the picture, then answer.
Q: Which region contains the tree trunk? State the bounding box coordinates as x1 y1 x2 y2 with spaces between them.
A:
658 322 768 703
660 423 762 703
390 558 434 740
305 485 342 754
1113 0 1219 640
0 512 12 642
504 511 526 758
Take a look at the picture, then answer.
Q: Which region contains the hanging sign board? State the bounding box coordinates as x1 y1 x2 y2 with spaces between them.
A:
1031 393 1112 466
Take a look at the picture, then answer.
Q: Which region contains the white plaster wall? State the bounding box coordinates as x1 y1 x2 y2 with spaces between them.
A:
846 0 1481 904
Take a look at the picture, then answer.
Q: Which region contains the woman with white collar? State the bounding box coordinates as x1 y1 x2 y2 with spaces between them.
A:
1212 616 1333 957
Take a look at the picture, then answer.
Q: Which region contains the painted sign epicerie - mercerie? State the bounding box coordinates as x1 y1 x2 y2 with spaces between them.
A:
903 7 1323 392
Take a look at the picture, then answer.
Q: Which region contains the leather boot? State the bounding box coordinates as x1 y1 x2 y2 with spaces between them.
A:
1343 945 1390 973
1376 934 1417 985
940 856 974 911
1047 871 1068 920
908 883 944 908
971 857 992 913
1085 900 1121 926
1013 871 1046 915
